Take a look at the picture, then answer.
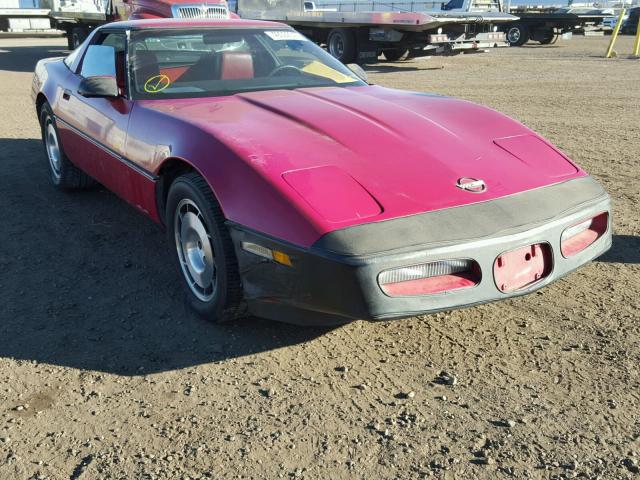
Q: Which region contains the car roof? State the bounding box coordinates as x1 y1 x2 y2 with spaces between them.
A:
105 18 289 30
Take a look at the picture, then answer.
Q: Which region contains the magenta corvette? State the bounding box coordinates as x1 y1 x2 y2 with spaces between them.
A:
32 18 611 325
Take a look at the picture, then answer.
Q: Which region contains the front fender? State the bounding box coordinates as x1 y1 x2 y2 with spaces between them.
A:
31 58 51 105
126 104 323 245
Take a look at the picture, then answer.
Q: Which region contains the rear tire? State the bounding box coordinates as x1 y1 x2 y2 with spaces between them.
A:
382 48 409 61
327 28 357 63
70 27 88 49
66 31 75 51
166 172 246 323
506 24 530 46
39 103 94 190
538 31 557 45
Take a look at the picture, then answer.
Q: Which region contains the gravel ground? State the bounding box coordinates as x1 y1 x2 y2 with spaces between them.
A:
0 35 638 480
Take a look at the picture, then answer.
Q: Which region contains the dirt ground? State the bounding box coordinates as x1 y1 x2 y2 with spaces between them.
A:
0 35 638 480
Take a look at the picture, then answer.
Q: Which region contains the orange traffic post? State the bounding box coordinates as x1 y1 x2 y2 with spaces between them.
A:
606 8 626 58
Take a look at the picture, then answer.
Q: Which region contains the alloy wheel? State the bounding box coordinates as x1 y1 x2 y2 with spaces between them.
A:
174 198 217 302
45 120 62 180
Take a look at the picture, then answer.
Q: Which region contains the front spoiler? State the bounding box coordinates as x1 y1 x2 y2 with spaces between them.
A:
229 177 611 325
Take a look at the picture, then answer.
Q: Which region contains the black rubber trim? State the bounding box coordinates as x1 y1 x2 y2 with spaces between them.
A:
313 176 608 257
228 224 370 325
54 115 158 181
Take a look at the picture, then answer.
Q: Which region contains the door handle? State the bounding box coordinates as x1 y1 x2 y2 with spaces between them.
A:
62 89 71 101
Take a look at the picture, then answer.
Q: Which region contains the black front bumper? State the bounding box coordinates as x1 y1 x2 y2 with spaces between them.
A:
228 177 611 325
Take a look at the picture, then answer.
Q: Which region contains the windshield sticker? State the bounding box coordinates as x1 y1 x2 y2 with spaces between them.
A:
301 61 356 84
265 31 307 41
144 74 171 93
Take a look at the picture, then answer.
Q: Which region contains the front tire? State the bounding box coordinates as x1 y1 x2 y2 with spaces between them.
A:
166 173 246 323
39 103 94 190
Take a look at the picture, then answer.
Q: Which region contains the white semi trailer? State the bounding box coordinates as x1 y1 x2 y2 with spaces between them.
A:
0 0 53 32
234 0 516 62
314 0 609 46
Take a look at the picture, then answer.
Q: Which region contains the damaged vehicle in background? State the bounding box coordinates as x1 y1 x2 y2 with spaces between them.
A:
32 18 611 325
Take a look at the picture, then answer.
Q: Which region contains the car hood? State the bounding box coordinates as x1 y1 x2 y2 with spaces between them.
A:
144 85 584 228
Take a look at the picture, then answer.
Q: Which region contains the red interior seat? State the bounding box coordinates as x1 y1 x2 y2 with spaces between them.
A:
220 52 254 80
178 53 219 83
132 50 160 90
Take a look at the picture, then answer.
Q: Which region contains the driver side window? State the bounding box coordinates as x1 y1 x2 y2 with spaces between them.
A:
80 45 116 78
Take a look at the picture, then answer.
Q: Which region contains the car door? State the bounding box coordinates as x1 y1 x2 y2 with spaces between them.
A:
54 29 138 203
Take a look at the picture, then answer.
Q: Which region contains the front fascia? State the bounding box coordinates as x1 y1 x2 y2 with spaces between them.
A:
227 177 612 324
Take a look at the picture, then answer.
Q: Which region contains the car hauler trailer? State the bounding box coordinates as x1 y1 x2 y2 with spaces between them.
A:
42 0 514 60
235 0 516 62
307 0 609 48
500 6 609 46
44 0 230 49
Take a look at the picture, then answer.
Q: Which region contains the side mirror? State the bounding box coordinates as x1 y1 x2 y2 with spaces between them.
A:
78 44 119 97
78 75 119 98
346 63 368 83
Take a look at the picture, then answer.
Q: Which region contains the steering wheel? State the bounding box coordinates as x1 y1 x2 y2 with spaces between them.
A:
268 64 303 77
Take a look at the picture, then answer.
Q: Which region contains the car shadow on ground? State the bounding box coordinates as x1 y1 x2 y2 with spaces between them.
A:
0 138 336 377
0 44 68 73
597 234 640 264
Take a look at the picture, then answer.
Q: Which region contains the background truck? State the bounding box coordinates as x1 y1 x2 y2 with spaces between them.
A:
9 0 515 62
234 0 515 63
43 0 230 49
0 0 53 33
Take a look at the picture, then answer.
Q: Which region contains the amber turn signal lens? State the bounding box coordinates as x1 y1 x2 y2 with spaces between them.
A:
272 250 292 267
242 242 292 267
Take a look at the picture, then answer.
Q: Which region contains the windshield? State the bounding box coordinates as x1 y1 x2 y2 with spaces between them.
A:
129 28 365 99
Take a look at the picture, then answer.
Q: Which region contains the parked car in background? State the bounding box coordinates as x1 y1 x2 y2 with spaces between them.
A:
621 7 639 35
32 19 612 325
602 11 627 31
